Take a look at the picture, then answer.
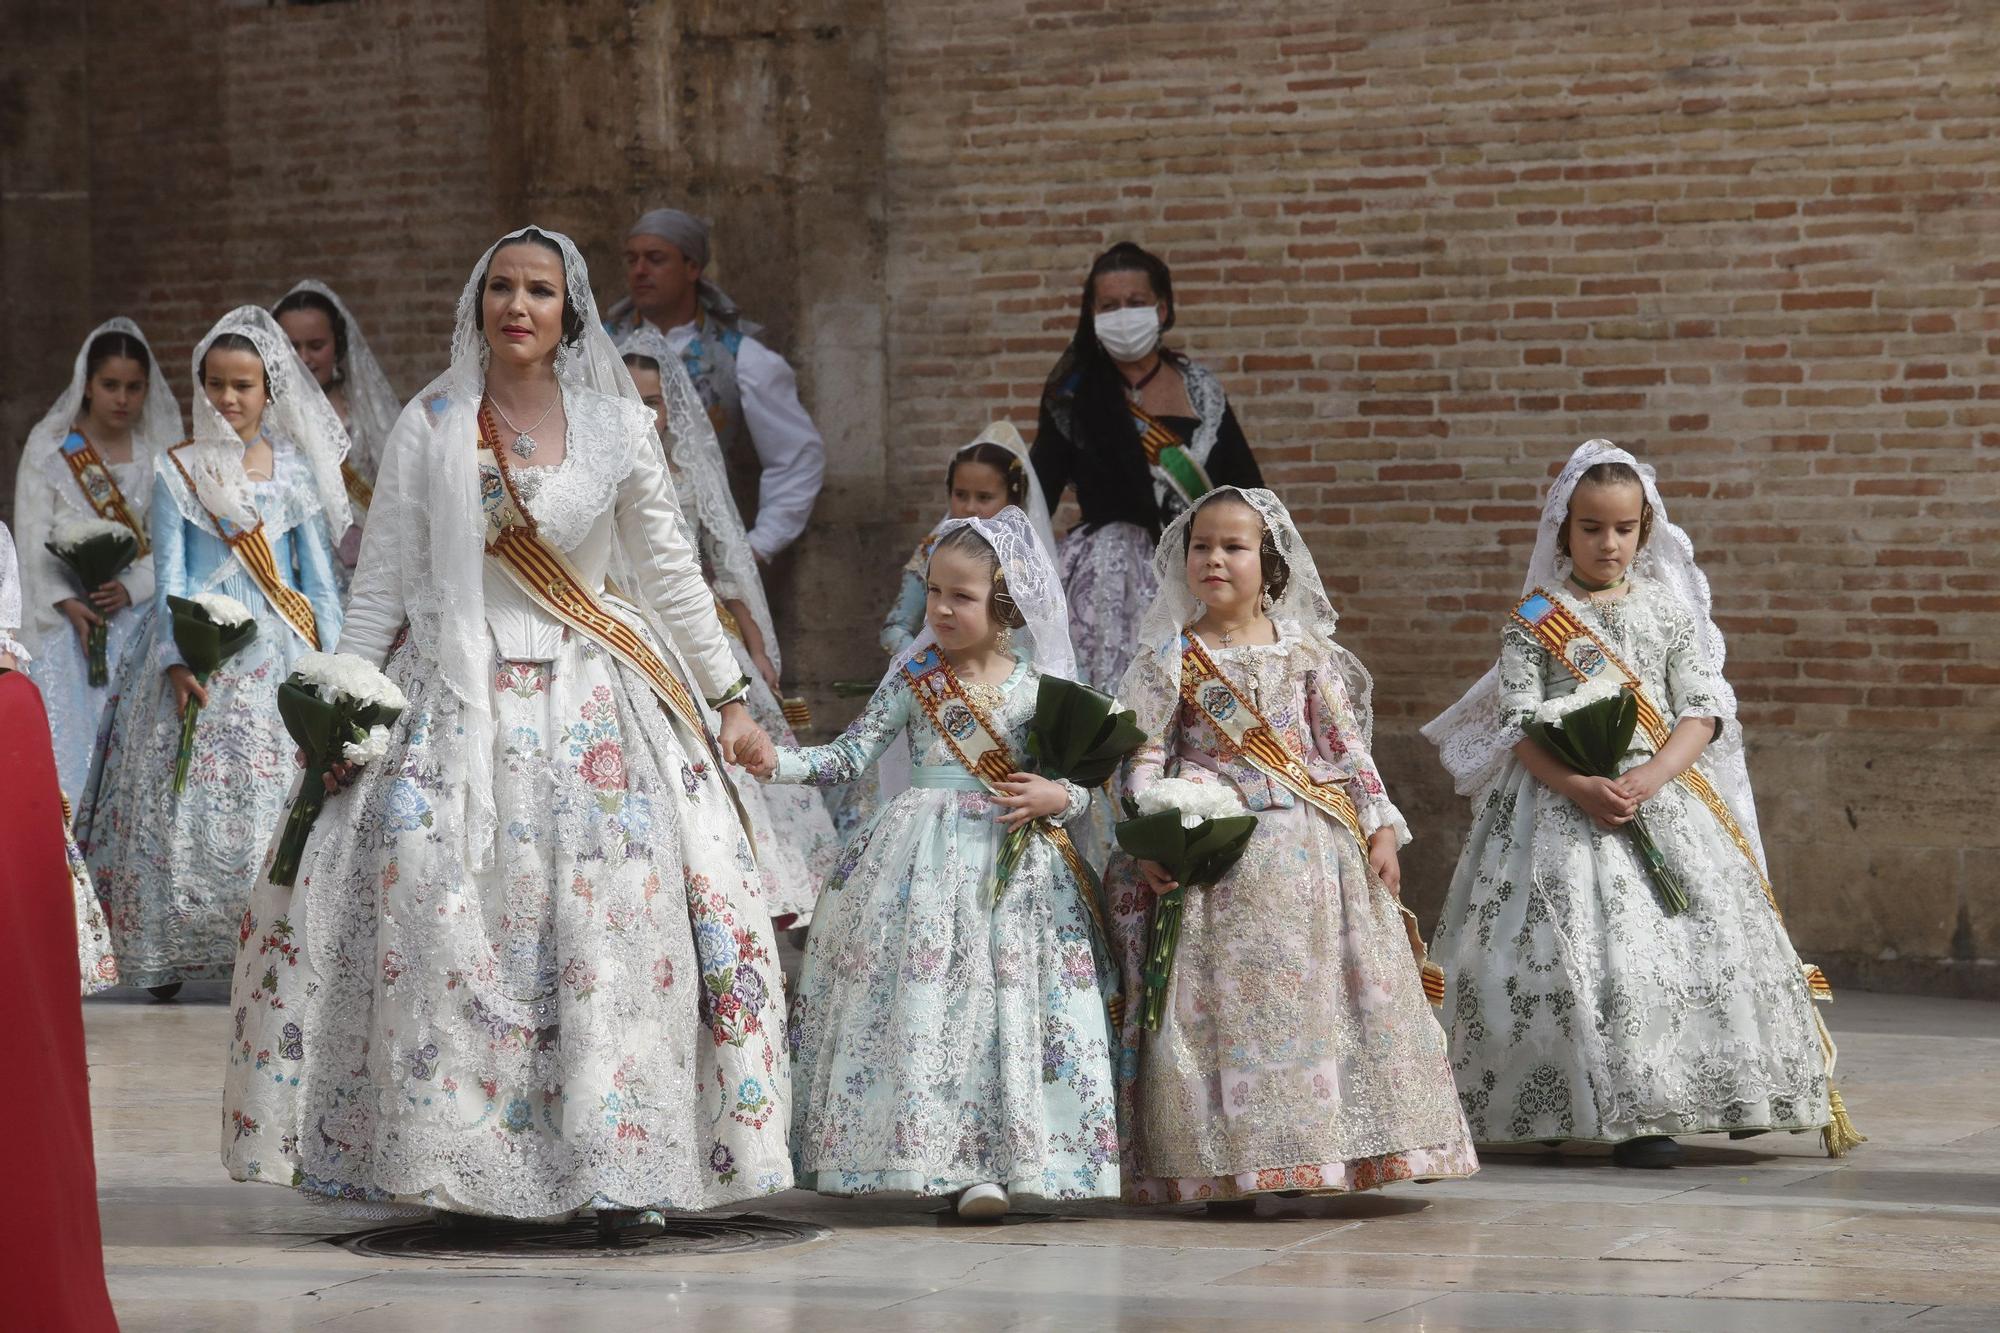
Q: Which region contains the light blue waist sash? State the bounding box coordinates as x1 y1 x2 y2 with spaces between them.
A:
910 764 985 792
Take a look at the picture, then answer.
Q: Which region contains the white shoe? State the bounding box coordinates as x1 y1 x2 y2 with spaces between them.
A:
955 1182 1009 1220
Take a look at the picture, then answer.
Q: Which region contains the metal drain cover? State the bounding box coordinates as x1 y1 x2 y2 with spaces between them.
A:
336 1211 829 1260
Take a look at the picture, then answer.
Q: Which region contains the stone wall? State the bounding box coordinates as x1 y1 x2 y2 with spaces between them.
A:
2 0 1992 994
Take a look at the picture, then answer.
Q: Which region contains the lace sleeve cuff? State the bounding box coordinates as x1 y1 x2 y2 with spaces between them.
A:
1049 778 1092 828
1358 796 1412 849
0 633 29 665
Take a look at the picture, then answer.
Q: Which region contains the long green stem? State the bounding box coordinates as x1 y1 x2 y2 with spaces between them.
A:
173 698 202 794
87 622 109 687
268 772 329 887
1139 886 1188 1031
1626 814 1689 915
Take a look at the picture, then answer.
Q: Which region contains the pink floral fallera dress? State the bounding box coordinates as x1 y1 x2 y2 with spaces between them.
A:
1105 622 1477 1201
221 384 792 1218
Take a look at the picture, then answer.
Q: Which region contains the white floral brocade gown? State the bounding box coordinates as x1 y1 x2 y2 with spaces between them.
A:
770 659 1121 1201
1106 623 1477 1202
1430 578 1831 1145
222 387 792 1218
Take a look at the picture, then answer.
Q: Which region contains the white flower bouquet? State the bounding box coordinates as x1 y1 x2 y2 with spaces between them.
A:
269 652 408 885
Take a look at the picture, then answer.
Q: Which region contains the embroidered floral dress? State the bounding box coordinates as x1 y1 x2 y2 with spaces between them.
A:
770 659 1120 1201
220 385 792 1218
1430 579 1831 1145
1105 622 1477 1201
75 437 342 991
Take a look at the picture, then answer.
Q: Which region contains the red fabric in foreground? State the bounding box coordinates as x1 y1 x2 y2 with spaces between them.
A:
0 672 118 1331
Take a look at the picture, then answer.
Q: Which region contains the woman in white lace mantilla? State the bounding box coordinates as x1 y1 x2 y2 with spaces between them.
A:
1105 488 1475 1204
1421 440 1843 1168
75 308 348 999
222 228 792 1237
620 326 838 928
274 281 402 577
13 318 182 794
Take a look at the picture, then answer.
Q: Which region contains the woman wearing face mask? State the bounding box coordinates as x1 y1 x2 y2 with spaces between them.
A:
1031 241 1263 693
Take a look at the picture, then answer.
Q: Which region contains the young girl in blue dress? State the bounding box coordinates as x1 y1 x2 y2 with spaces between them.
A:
753 506 1117 1219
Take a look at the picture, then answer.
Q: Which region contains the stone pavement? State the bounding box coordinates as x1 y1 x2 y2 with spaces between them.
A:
87 986 1998 1332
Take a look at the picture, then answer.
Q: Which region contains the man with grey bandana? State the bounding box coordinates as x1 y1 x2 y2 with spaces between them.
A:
606 207 825 563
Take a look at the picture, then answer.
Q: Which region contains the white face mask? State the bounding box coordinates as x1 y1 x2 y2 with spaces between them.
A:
1094 306 1162 362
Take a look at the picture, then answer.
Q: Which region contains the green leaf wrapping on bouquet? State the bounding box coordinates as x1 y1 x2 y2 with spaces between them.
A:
1117 809 1260 1031
167 597 259 677
268 677 404 887
47 530 139 596
166 597 260 793
50 531 140 686
1524 687 1687 916
1025 674 1148 790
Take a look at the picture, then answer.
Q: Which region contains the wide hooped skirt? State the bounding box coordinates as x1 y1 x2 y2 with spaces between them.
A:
222 630 793 1219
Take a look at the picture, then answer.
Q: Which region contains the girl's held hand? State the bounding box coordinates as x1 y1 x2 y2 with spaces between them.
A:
89 579 132 615
167 664 207 713
718 703 775 776
59 597 102 647
1614 761 1668 805
1367 828 1402 896
1567 773 1637 829
322 759 358 795
991 772 1067 829
1137 859 1179 896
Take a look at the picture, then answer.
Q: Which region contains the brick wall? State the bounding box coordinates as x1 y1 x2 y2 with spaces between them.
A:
879 0 1999 993
0 0 496 507
3 1 1992 993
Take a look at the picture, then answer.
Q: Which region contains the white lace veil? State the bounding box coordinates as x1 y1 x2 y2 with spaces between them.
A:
616 323 781 672
369 225 653 871
158 306 351 541
923 421 1059 566
1419 438 1765 866
1122 486 1376 749
14 317 182 647
883 505 1076 690
276 280 402 488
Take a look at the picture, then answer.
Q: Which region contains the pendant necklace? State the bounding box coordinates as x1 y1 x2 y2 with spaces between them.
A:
1122 358 1164 403
489 391 559 460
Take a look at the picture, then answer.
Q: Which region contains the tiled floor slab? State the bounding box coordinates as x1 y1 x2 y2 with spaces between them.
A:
81 987 2000 1331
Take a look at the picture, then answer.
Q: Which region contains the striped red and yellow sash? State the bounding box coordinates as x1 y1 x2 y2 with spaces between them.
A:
476 406 708 740
61 432 150 555
1179 632 1445 1004
901 645 1107 937
167 445 318 648
341 460 374 512
1130 402 1212 509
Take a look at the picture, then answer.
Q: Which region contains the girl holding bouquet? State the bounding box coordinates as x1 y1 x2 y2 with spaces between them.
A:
76 308 348 1000
221 228 790 1238
1422 440 1848 1168
13 319 182 792
1107 486 1476 1206
748 507 1119 1219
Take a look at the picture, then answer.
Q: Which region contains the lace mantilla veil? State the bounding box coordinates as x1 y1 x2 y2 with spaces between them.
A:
158 306 352 543
363 225 667 871
922 421 1059 567
14 317 183 649
1419 438 1767 867
884 505 1076 689
1121 485 1377 752
615 323 783 672
277 280 402 486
